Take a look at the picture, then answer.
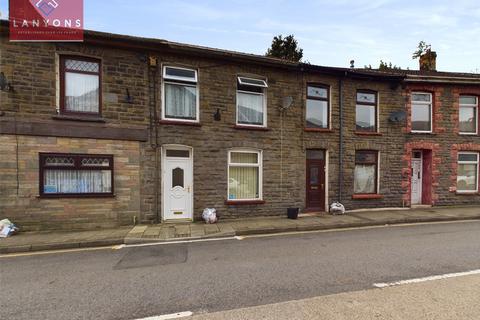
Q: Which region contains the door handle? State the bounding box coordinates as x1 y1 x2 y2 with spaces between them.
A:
187 186 191 193
321 184 324 189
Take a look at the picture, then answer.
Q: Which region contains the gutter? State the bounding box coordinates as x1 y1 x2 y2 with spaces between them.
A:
405 77 480 85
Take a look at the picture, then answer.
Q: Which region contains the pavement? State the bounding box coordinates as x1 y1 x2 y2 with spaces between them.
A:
1 205 479 254
191 274 480 320
2 220 480 320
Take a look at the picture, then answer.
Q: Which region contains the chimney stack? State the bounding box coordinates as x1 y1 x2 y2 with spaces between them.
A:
419 49 437 71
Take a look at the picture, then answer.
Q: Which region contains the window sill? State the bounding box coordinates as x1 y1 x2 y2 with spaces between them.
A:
233 125 270 131
52 115 106 123
455 192 479 196
304 128 333 133
225 200 265 205
38 194 116 199
355 131 382 136
459 133 478 136
410 131 436 135
352 194 384 199
159 119 201 127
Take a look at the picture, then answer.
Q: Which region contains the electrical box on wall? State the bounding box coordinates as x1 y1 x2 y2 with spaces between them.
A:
149 56 158 67
389 111 406 123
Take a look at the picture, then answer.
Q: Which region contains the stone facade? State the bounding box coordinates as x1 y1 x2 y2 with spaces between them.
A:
0 135 141 231
1 22 479 230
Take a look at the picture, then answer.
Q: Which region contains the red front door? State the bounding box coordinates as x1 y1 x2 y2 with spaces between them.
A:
306 150 326 211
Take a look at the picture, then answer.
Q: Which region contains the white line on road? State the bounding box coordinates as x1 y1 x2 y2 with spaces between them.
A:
3 219 478 258
134 311 193 320
374 269 480 288
123 236 238 248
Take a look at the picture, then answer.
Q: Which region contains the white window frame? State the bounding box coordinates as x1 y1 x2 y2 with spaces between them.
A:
227 149 263 201
306 84 331 130
411 92 433 133
163 66 198 83
457 152 479 193
161 65 200 123
236 77 268 127
238 77 268 88
459 95 478 135
355 90 379 133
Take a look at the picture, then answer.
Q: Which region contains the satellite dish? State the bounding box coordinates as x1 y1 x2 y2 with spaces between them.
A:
282 96 293 110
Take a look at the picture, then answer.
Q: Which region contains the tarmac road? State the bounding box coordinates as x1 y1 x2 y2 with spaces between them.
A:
1 220 480 320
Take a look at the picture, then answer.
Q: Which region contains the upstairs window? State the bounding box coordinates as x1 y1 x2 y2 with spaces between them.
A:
356 91 377 132
411 92 432 133
228 150 262 200
236 77 268 127
40 153 113 197
162 66 199 122
354 150 378 194
457 152 479 193
306 85 329 129
459 95 478 134
60 56 101 115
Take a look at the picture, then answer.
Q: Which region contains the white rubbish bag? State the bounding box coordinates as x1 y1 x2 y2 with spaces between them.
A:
330 202 346 215
0 219 19 238
202 208 218 224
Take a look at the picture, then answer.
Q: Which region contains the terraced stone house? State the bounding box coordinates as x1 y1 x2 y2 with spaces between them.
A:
0 20 479 230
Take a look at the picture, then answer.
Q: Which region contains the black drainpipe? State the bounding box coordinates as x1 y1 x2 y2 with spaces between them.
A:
338 73 345 202
148 58 160 223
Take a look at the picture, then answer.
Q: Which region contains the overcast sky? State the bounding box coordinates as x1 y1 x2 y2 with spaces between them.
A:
1 0 479 72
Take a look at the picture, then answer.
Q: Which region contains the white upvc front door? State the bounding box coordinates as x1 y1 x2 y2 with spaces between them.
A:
162 147 193 221
411 152 423 205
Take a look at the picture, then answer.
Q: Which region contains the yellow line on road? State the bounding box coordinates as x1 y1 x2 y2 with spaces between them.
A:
0 245 116 259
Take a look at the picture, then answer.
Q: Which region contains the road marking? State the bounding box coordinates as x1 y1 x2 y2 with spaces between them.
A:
374 269 480 288
0 245 115 258
134 311 193 320
237 219 480 240
2 219 478 257
123 236 238 248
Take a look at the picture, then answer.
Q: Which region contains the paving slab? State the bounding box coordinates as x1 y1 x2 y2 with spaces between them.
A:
175 225 190 238
204 224 220 235
2 206 480 254
142 227 162 239
190 224 206 238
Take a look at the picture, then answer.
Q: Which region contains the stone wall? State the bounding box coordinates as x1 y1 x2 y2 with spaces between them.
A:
0 135 141 231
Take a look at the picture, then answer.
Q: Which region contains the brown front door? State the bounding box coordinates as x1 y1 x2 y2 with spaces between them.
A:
306 150 326 211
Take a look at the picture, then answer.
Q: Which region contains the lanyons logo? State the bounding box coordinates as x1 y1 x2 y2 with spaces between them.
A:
31 0 59 16
10 0 84 41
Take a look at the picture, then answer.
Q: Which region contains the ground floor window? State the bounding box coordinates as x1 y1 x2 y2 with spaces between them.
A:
354 150 378 194
40 153 114 197
457 152 479 192
228 149 262 200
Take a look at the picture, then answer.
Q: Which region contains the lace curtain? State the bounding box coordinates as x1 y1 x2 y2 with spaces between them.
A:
237 92 264 125
65 72 99 113
44 170 111 194
165 83 197 119
354 164 376 194
229 167 259 200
